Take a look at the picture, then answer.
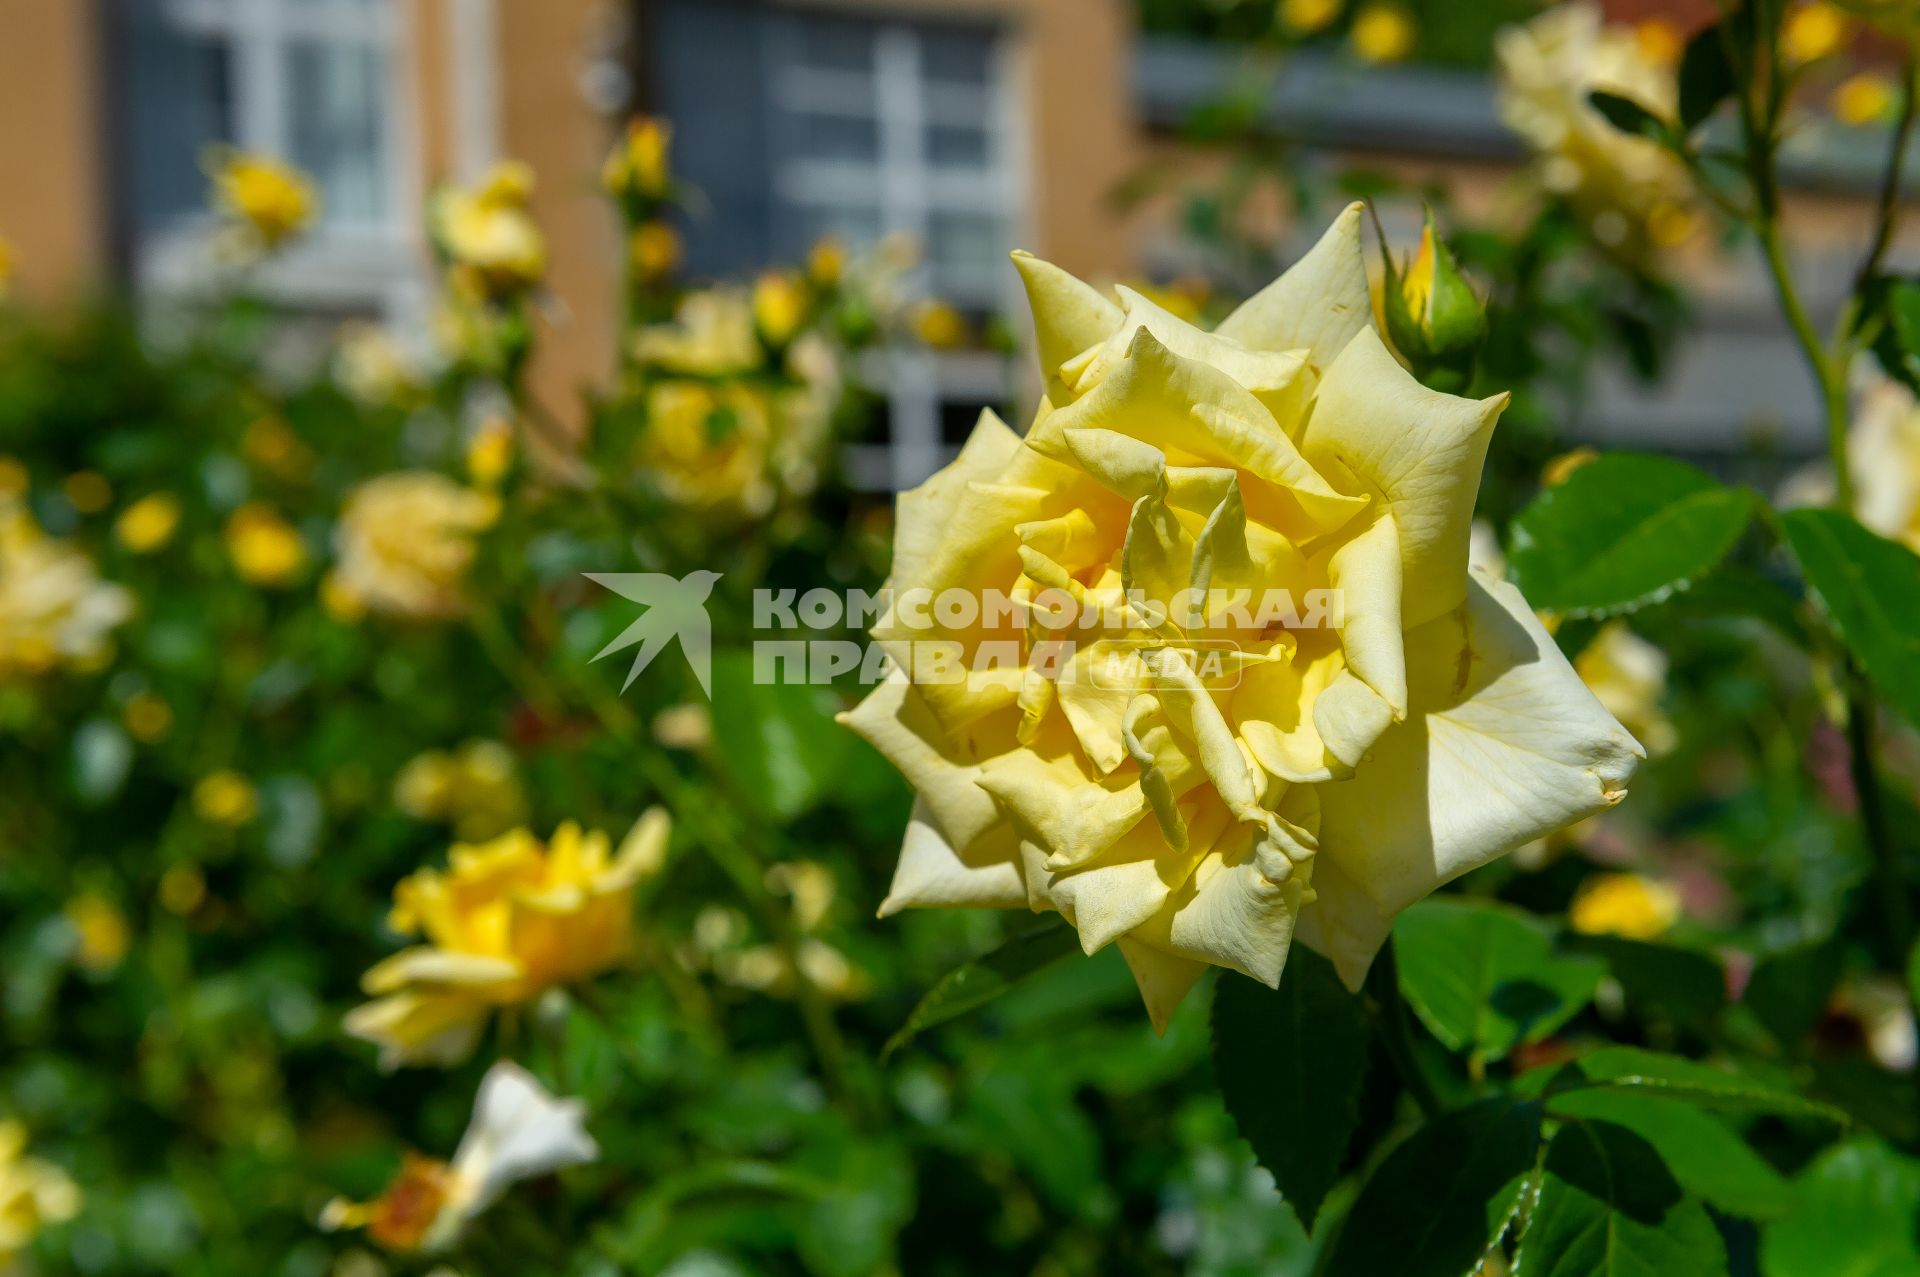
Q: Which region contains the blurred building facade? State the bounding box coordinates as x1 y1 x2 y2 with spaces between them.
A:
0 0 1911 486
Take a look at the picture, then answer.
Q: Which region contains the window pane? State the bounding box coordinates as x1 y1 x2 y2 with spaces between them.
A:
790 111 880 164
920 27 994 87
926 123 990 169
123 0 234 233
797 16 877 73
284 40 387 225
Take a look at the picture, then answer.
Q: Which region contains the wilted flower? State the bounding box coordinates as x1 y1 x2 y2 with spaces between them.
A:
322 1061 597 1251
1349 2 1415 62
841 206 1642 1026
433 162 546 300
602 117 673 203
0 1121 79 1265
194 770 259 826
344 812 670 1068
393 740 528 842
115 492 180 554
64 894 129 974
0 498 132 678
330 473 496 620
1496 4 1695 255
335 323 422 408
1575 622 1676 757
209 150 318 252
1569 871 1681 940
225 503 307 587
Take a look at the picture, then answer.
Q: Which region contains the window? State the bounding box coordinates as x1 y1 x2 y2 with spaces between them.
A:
119 0 422 317
652 2 1028 490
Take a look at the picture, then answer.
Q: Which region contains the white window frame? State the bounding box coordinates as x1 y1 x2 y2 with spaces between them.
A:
134 0 428 321
765 12 1030 491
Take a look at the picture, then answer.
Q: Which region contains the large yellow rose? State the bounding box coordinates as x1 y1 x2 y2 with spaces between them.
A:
842 206 1643 1027
344 812 670 1069
1496 4 1695 254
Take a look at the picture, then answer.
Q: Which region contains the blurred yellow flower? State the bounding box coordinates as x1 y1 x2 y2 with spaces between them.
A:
765 861 838 932
1497 4 1696 256
0 499 131 679
1782 2 1850 63
1350 3 1415 62
641 380 780 518
335 323 421 407
331 472 496 620
122 691 173 743
628 221 683 281
210 150 318 250
0 235 13 299
393 740 528 842
321 571 368 623
752 270 810 347
225 503 307 587
115 492 181 554
433 162 546 299
194 770 259 826
1790 377 1920 551
1279 0 1342 36
0 1121 79 1264
322 1061 596 1252
62 471 111 515
1834 71 1898 126
910 299 968 349
1576 621 1676 756
64 894 129 973
602 117 673 201
1569 871 1681 939
634 289 762 376
652 702 713 750
344 812 670 1069
158 865 207 916
807 237 847 289
716 938 871 1002
0 457 25 498
1632 17 1684 66
465 417 516 489
242 416 314 480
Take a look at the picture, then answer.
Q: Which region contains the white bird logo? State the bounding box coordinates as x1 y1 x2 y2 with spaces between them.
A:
584 570 722 697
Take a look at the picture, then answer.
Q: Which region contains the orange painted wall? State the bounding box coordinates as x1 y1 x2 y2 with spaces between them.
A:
0 0 109 303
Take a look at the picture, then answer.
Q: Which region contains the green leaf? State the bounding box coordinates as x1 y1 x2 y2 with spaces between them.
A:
1564 934 1727 1029
1762 1138 1920 1277
1321 1100 1542 1277
1589 90 1671 142
1394 898 1605 1061
1855 275 1920 393
1211 951 1370 1231
1677 23 1736 131
882 921 1083 1058
1744 939 1845 1047
1780 508 1920 728
708 649 854 820
1549 1046 1850 1125
1518 1120 1728 1277
1546 1090 1792 1219
1508 454 1754 617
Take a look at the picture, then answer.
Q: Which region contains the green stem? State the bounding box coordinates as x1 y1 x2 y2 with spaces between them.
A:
1855 54 1919 299
1367 937 1444 1119
1847 686 1914 966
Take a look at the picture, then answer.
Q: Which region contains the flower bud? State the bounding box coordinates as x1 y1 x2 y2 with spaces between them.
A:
1379 209 1487 393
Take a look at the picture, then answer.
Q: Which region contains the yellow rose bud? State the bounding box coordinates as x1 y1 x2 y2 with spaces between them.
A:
1569 872 1681 940
65 894 130 974
1279 0 1342 35
843 206 1643 1030
629 221 684 280
1350 2 1415 62
603 117 672 200
194 770 259 826
752 270 810 347
910 299 968 349
122 691 173 743
225 503 307 587
1834 72 1898 126
209 150 318 250
344 812 671 1068
116 493 181 554
1782 2 1850 63
807 237 847 289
